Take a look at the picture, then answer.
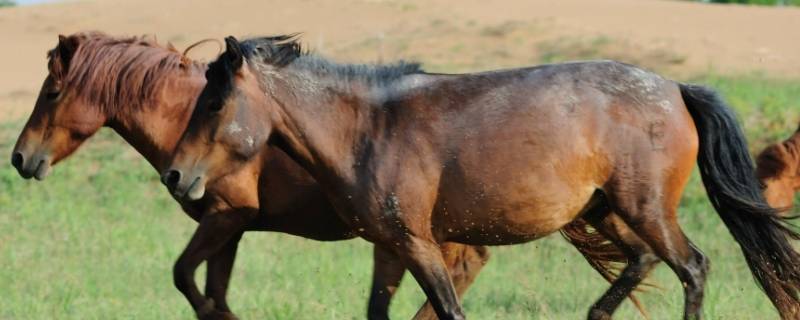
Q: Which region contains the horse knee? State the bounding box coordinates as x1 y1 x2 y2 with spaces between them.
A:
173 259 192 292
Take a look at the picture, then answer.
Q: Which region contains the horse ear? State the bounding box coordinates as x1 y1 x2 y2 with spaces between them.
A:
49 34 83 83
224 36 243 71
56 34 82 66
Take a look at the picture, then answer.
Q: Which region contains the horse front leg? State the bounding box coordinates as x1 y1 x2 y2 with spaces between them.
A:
359 171 464 318
173 209 254 320
368 243 490 320
203 231 244 320
367 245 407 320
387 235 466 320
413 243 489 320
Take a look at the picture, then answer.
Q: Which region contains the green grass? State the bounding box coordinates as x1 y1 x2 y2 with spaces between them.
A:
0 73 798 319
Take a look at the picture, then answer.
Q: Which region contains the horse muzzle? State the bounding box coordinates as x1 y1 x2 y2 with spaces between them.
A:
161 167 207 201
11 149 52 181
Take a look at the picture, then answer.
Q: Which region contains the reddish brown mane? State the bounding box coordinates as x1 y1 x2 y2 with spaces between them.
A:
49 32 206 117
756 128 800 182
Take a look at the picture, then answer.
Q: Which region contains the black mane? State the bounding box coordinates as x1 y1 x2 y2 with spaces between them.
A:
241 34 425 86
241 34 305 67
203 34 426 106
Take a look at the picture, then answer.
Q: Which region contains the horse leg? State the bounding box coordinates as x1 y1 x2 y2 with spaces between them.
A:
623 222 707 320
413 244 490 320
174 210 254 320
203 231 244 320
367 246 406 320
389 235 466 320
582 203 660 320
606 183 709 320
368 242 489 320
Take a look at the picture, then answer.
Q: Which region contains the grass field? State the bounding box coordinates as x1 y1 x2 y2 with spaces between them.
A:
0 71 798 319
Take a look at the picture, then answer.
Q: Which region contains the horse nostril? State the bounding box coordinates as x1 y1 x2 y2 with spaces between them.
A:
161 169 182 189
11 152 24 169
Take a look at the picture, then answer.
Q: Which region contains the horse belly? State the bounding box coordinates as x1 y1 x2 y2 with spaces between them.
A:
434 112 608 244
434 170 599 245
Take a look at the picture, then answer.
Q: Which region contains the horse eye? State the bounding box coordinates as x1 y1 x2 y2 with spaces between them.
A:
208 101 223 113
45 91 60 101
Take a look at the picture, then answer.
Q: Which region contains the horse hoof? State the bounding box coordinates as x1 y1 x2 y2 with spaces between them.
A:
200 310 239 320
588 309 612 320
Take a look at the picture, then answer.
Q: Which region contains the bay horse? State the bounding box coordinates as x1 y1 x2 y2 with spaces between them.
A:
163 35 800 319
757 125 800 213
10 32 627 319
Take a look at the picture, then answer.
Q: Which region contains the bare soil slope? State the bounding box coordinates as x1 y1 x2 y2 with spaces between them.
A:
1 0 798 120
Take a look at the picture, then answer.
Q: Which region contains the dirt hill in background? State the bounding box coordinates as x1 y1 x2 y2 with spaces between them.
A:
1 0 798 120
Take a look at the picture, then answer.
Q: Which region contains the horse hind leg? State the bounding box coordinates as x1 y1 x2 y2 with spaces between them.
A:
622 219 708 320
604 174 709 320
580 201 660 320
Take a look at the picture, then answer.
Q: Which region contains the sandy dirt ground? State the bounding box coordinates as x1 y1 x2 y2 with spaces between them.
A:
0 0 798 121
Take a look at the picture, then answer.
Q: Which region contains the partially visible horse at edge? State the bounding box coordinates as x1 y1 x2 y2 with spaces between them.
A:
164 35 800 319
757 125 800 213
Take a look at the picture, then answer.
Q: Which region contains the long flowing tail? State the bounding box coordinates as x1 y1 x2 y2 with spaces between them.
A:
680 83 800 318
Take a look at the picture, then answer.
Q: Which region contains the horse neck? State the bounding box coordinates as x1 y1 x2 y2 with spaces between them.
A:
268 73 380 187
107 74 204 172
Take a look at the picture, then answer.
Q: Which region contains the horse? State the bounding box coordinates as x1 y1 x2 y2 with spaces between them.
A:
757 125 800 213
163 35 800 319
10 32 627 319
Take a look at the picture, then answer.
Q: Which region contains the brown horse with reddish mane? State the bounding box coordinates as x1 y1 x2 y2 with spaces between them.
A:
164 35 800 319
757 125 800 212
11 32 632 319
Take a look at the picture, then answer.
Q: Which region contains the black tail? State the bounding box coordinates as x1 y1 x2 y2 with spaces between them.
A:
681 83 800 318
